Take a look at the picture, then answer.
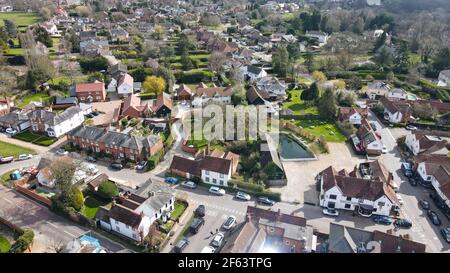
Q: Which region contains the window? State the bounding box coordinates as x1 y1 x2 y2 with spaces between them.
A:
213 178 217 184
378 202 385 207
205 170 210 175
346 197 352 201
329 194 337 200
205 177 210 182
115 226 120 232
344 204 351 209
220 173 224 178
220 180 224 185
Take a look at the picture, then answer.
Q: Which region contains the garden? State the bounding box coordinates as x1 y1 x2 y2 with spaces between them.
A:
13 130 57 146
16 92 52 108
0 140 36 158
292 119 346 143
283 89 319 115
0 12 42 31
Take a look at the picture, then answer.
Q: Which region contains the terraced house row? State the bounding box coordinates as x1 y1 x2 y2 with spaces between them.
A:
67 125 163 161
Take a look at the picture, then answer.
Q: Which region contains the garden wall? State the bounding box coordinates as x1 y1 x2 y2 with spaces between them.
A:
181 140 198 155
15 178 52 207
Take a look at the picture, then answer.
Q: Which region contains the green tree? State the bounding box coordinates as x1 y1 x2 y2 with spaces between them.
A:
130 66 152 82
304 51 315 72
34 26 53 48
11 230 34 253
3 19 17 38
272 46 289 77
142 76 166 95
88 71 104 82
79 57 108 73
70 187 84 211
301 82 320 101
318 88 338 120
373 31 387 52
286 43 301 60
97 180 119 200
432 47 450 72
374 46 394 70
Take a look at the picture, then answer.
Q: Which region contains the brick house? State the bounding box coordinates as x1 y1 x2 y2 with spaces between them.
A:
75 81 106 102
176 84 192 101
67 126 163 162
30 106 85 138
120 94 152 118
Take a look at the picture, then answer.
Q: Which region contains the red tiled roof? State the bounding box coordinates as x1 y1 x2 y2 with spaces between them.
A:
75 81 104 93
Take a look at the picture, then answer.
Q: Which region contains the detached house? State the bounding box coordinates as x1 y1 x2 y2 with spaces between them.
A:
256 76 287 100
352 119 383 155
338 107 368 126
366 81 390 100
30 106 85 138
0 111 31 132
109 26 129 42
67 126 163 162
152 93 173 117
244 65 268 82
405 132 448 156
176 84 193 101
117 73 134 97
305 31 329 47
380 97 413 124
437 70 450 87
96 180 174 242
75 81 106 102
121 94 152 118
192 83 233 106
169 154 237 187
318 165 398 217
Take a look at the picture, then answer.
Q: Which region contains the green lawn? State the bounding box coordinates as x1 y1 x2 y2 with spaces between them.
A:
0 140 36 158
282 90 319 115
81 196 111 219
0 170 14 186
16 93 52 108
0 12 41 29
5 47 25 56
0 235 11 253
13 130 56 146
293 119 347 142
170 201 187 221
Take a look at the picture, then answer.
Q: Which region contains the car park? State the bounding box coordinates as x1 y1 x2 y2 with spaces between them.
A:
174 238 189 253
394 219 412 228
181 181 197 189
373 215 393 225
427 210 442 226
211 232 224 248
322 208 339 217
257 197 275 206
189 217 205 234
235 191 251 201
86 156 97 162
419 199 430 210
222 216 237 230
110 162 123 170
136 161 148 171
440 228 450 243
17 154 33 161
194 205 205 217
209 186 225 196
55 149 69 156
165 177 179 184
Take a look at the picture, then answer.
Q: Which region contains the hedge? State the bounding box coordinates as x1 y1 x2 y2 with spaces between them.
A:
417 79 450 102
148 148 165 170
175 70 214 83
11 230 34 253
228 180 265 192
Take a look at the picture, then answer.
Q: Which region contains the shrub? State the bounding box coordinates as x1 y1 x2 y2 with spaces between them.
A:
175 70 214 83
71 187 84 211
0 235 11 253
11 230 34 253
97 180 119 200
228 180 264 192
255 191 281 201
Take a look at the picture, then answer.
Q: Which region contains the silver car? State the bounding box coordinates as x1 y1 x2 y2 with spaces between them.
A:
235 191 251 201
181 181 197 189
211 232 225 247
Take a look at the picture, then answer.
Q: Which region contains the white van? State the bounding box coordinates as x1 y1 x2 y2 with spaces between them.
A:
391 181 399 192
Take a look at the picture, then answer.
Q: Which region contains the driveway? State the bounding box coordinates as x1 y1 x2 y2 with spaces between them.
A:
273 142 366 204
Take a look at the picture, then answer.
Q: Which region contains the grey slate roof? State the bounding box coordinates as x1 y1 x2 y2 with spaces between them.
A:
55 97 78 105
31 106 82 126
247 65 263 75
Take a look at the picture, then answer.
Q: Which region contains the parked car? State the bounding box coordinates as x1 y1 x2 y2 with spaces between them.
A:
427 210 442 226
222 216 237 230
136 161 148 171
165 177 179 184
189 217 205 234
209 186 225 196
201 246 216 253
55 148 68 156
418 179 433 189
408 177 418 187
419 199 430 210
440 228 450 243
110 162 123 170
174 238 189 253
195 205 205 218
5 128 17 135
395 194 404 206
430 193 446 209
382 145 388 154
181 181 197 189
17 154 33 161
86 156 97 163
394 218 412 228
370 122 378 131
401 162 413 177
322 208 339 217
0 156 14 164
91 111 99 116
406 125 418 131
235 191 251 201
86 113 94 119
257 197 275 206
211 232 225 247
373 215 393 225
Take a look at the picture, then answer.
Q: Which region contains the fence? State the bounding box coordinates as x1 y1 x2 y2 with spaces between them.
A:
181 140 198 155
14 178 52 207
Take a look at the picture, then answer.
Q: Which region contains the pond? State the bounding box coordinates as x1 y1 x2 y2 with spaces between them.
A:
279 133 315 160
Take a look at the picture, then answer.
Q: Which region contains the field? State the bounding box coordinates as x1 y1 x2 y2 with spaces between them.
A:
0 140 36 158
282 89 319 115
0 12 41 30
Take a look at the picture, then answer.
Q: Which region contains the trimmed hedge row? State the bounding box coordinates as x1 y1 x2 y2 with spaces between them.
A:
418 79 450 102
175 70 214 83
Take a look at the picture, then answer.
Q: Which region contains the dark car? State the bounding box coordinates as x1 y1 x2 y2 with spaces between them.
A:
91 111 99 116
419 199 430 210
190 217 205 234
394 219 412 228
401 162 413 177
408 177 418 187
440 228 450 243
195 205 205 218
418 180 433 189
257 197 275 206
110 162 123 170
427 210 442 226
86 113 94 119
86 156 97 163
372 215 393 225
430 193 446 209
174 238 189 253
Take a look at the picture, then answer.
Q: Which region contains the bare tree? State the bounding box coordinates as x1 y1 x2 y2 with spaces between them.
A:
208 51 227 73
